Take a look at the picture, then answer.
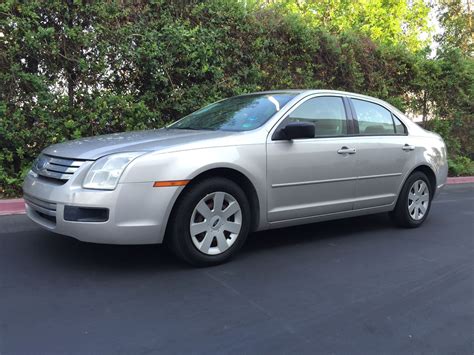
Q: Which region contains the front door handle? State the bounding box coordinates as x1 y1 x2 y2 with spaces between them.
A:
402 144 415 151
337 146 356 154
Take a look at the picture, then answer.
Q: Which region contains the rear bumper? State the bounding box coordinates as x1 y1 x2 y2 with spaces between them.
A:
22 171 182 244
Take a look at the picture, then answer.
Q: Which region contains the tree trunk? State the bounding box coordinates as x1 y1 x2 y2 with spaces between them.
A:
422 90 428 122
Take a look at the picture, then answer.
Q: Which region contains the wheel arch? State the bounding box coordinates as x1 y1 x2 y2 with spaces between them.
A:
167 167 261 235
410 165 437 193
399 164 437 197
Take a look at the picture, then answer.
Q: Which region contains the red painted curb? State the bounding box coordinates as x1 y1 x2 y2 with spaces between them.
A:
446 176 474 184
0 198 26 216
0 177 472 216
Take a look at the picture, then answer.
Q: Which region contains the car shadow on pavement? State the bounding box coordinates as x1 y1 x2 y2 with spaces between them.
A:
243 212 395 255
31 232 185 272
27 212 395 272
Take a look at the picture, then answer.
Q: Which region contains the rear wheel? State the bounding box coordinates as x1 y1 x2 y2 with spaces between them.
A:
392 171 432 228
167 177 251 266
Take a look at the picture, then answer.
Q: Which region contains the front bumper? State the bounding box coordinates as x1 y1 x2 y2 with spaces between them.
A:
22 168 182 245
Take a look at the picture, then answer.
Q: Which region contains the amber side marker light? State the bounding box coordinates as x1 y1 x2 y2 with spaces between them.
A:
153 180 190 187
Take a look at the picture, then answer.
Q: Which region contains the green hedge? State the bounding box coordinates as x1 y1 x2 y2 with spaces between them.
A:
425 118 474 176
0 0 473 197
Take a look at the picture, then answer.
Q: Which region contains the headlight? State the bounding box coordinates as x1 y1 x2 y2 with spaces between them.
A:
82 152 145 190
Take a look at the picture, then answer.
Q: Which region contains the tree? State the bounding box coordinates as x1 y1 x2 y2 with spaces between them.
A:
435 0 473 55
261 0 433 51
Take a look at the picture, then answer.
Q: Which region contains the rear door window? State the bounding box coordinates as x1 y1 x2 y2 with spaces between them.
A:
352 99 402 135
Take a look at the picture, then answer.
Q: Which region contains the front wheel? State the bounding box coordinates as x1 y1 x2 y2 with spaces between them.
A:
167 177 251 266
392 171 433 228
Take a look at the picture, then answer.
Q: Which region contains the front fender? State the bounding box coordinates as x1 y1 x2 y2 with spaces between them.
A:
120 144 268 230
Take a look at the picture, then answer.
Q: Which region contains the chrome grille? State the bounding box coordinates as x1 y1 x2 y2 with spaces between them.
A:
33 154 87 181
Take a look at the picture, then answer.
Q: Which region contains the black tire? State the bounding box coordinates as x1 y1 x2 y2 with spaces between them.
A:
166 177 251 266
391 171 433 228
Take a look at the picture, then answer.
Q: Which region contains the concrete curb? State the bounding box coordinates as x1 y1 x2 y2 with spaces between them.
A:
1 177 473 216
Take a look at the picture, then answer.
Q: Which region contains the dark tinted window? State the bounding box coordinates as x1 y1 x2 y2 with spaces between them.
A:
286 96 347 137
352 99 395 135
169 93 296 132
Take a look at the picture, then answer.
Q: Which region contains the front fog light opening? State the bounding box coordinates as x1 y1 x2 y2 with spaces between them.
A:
64 206 109 222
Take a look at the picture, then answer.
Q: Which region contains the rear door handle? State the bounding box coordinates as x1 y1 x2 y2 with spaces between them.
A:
402 144 415 151
337 146 356 154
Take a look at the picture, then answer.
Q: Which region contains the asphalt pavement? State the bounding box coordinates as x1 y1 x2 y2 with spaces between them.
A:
0 184 473 355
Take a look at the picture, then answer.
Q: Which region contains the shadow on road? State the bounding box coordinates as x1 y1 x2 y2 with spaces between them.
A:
244 212 393 253
27 212 396 272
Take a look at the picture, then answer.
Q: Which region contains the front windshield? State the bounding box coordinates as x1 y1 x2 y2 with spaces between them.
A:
169 93 297 132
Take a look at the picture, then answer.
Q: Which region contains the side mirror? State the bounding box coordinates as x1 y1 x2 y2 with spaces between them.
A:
278 122 315 140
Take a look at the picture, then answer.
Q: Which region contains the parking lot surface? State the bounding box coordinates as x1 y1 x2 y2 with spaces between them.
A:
0 184 473 354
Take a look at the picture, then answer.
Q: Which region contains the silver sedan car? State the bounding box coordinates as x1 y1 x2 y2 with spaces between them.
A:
23 90 448 265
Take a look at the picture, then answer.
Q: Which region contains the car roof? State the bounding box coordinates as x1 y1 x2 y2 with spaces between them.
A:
248 89 375 100
248 89 399 111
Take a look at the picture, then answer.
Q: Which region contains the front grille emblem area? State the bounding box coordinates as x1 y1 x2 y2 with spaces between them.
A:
32 154 88 181
36 156 49 171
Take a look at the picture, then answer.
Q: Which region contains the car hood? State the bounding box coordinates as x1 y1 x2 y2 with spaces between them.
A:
42 129 240 160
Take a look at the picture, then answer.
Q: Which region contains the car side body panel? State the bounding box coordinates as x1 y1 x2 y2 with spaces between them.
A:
349 135 416 209
266 137 358 221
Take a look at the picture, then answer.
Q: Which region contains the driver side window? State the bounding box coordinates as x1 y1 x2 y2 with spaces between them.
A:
286 96 348 137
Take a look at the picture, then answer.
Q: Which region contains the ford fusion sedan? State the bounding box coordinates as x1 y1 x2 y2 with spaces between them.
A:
23 90 448 265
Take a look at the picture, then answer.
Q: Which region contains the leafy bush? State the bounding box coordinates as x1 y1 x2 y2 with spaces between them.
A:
425 117 473 176
425 118 462 157
448 156 474 177
0 0 473 197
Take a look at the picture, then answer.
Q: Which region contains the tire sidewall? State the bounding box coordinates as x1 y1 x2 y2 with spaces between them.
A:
169 177 251 266
397 171 433 227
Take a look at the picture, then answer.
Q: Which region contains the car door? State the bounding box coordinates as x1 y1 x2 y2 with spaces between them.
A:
266 95 358 222
348 97 414 209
